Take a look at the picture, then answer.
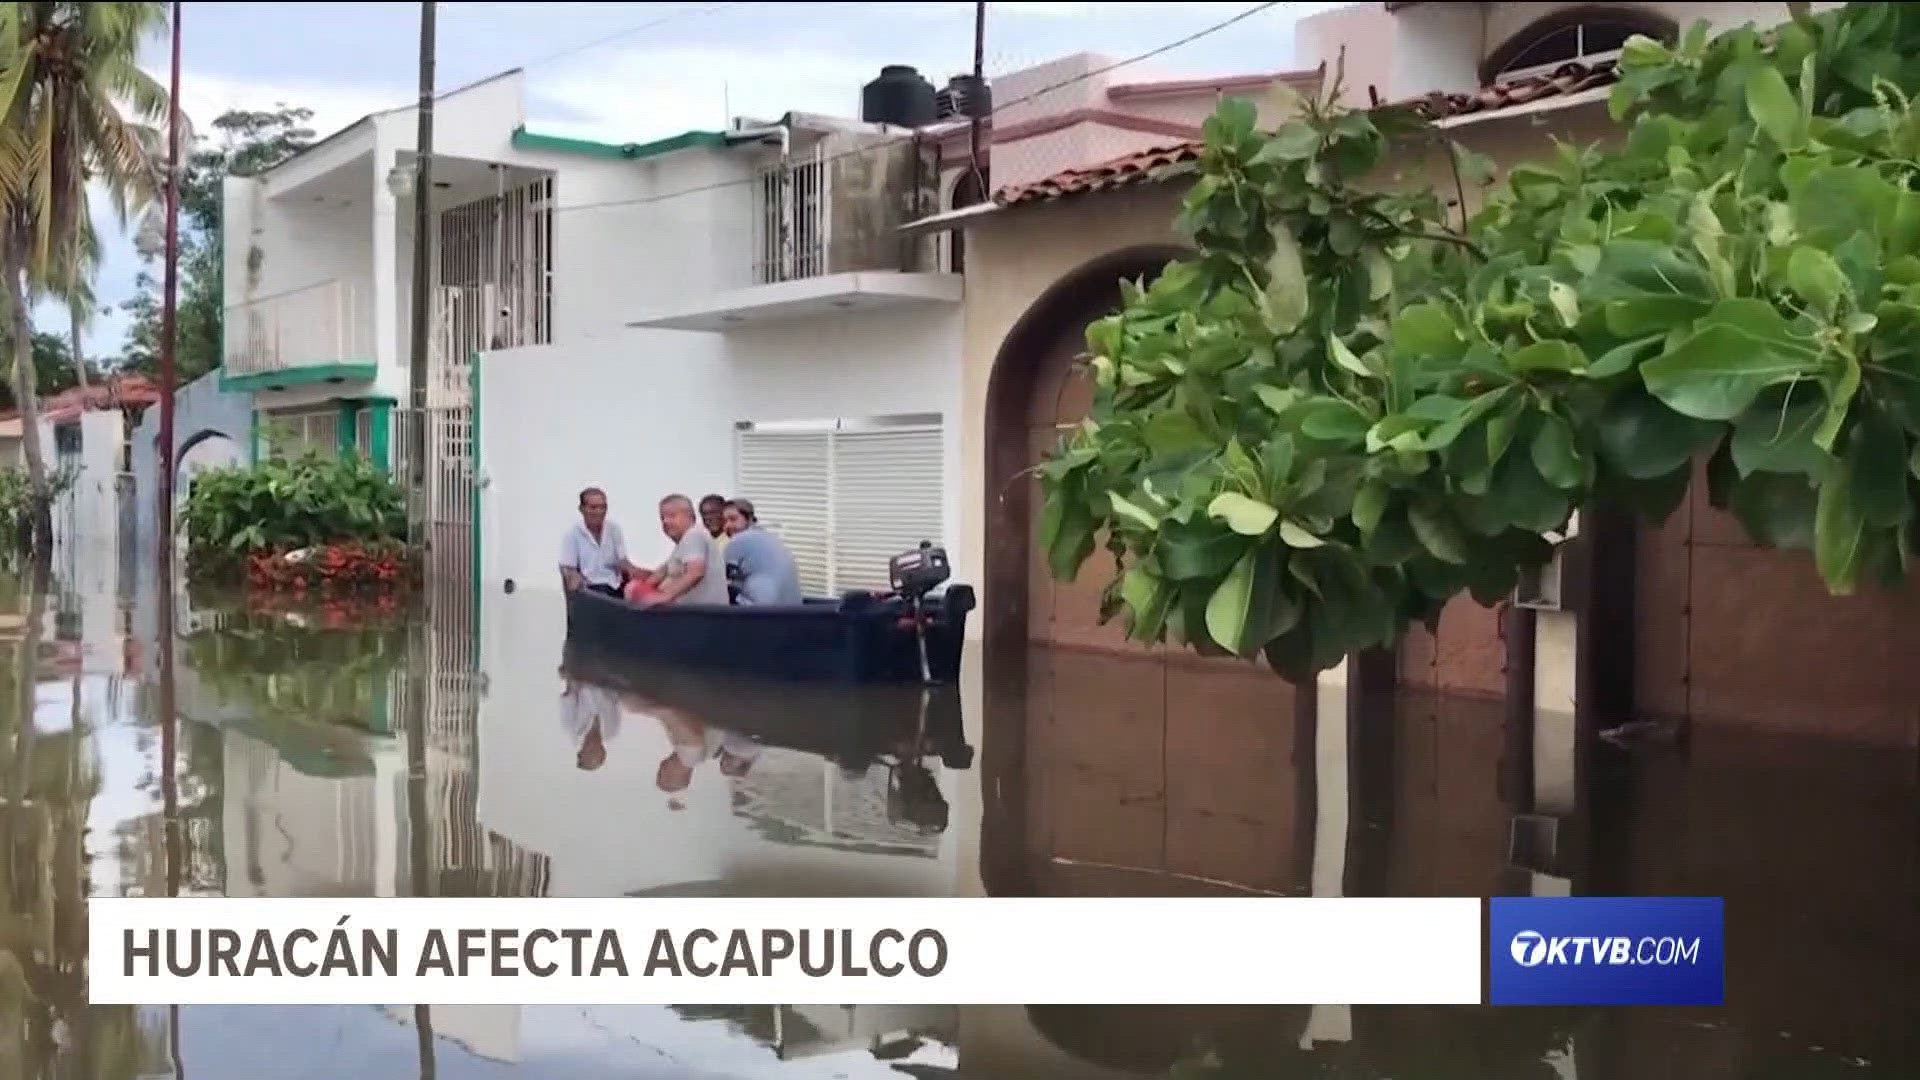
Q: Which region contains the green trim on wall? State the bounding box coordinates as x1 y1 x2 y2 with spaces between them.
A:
221 362 377 394
511 125 727 161
367 675 393 737
336 400 360 454
367 399 394 471
470 351 483 648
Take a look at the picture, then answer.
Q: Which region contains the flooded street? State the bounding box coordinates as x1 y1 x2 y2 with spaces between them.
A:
4 565 1916 1078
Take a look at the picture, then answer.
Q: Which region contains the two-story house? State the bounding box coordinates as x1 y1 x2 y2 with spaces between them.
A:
467 52 1303 611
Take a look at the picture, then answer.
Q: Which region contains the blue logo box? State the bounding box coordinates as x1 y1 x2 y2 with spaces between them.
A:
1488 896 1725 1006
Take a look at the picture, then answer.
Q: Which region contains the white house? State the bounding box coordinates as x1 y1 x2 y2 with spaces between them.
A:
222 54 1332 606
473 54 1318 604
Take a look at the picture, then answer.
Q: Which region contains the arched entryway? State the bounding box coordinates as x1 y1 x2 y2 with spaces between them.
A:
176 428 241 505
980 245 1314 899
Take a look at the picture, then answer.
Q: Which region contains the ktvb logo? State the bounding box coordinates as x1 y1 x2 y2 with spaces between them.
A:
1507 929 1702 968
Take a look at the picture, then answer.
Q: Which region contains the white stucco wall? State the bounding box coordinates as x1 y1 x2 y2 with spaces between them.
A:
477 301 964 600
478 330 733 595
723 304 964 557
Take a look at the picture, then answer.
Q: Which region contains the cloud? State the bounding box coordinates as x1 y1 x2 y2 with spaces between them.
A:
162 67 412 145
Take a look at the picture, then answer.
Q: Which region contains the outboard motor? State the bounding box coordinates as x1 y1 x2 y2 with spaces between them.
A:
889 542 950 685
888 541 950 599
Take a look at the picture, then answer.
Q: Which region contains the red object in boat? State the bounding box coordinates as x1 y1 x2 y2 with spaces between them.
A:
624 577 659 604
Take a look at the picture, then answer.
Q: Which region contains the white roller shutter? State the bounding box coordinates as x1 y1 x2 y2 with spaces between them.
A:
736 429 832 595
735 416 944 596
830 424 943 592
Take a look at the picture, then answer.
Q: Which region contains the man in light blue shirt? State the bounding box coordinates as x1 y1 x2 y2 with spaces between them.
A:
559 487 643 596
721 498 803 605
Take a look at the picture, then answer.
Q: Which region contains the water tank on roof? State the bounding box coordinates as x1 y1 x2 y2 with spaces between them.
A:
862 65 938 128
936 74 993 121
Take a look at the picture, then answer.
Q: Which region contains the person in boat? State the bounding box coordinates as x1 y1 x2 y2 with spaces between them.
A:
699 494 729 556
636 493 732 607
559 673 621 771
720 498 804 605
560 486 645 598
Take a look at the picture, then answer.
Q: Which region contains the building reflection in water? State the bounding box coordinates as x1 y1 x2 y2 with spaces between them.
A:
0 554 1914 1078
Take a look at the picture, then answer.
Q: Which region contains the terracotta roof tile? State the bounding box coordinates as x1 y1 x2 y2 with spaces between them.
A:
0 373 162 425
1406 60 1619 122
993 61 1618 208
993 141 1202 207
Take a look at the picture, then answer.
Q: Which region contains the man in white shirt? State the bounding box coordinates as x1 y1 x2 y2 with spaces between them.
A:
560 678 622 771
560 487 644 596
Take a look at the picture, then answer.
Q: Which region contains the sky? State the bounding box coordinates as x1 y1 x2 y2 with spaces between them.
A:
56 0 1352 364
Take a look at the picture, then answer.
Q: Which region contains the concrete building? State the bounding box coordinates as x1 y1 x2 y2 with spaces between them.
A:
936 0 1910 899
469 53 1308 609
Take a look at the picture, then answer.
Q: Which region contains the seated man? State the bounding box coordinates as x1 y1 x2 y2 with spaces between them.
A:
559 487 644 597
638 493 732 606
699 493 729 559
721 498 803 605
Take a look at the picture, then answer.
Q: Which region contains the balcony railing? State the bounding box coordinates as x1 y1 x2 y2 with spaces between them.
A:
223 280 372 378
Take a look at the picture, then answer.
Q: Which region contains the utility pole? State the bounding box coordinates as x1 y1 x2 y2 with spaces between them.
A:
155 0 183 781
156 16 186 1074
408 0 437 540
969 1 986 173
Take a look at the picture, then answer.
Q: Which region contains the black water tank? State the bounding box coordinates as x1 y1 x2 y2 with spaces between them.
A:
940 73 992 120
862 65 937 127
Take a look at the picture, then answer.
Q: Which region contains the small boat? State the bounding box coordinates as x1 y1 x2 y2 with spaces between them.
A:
560 639 974 771
563 544 974 685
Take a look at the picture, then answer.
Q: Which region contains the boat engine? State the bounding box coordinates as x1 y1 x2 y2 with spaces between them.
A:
888 541 950 599
889 542 949 685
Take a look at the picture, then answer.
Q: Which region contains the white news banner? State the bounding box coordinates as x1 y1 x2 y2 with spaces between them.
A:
89 896 1483 1006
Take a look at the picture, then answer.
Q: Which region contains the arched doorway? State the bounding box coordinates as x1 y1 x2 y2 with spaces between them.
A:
980 245 1313 899
176 429 241 504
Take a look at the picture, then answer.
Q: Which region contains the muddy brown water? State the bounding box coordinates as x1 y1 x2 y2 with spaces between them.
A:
2 571 1915 1078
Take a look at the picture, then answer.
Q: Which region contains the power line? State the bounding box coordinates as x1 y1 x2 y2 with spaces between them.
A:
509 1 754 73
539 0 1285 219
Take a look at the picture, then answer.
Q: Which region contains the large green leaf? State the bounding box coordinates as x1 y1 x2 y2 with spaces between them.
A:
1160 519 1247 581
1208 491 1279 536
1786 246 1847 316
1119 567 1172 642
1640 303 1823 420
1205 549 1297 656
1729 471 1818 549
1813 465 1866 594
1530 413 1585 489
1408 504 1468 565
1745 64 1804 147
1846 407 1912 528
1585 239 1716 334
1390 302 1461 359
1596 389 1719 479
1265 224 1309 335
1730 389 1829 475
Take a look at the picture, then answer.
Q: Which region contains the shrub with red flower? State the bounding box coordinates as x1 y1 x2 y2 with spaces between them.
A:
245 540 418 595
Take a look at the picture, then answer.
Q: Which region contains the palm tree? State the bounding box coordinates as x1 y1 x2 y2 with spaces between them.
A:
42 217 101 391
0 2 171 553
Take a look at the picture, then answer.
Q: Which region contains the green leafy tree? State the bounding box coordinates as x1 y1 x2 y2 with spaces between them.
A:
1039 2 1920 683
0 331 103 410
0 0 170 552
120 104 315 380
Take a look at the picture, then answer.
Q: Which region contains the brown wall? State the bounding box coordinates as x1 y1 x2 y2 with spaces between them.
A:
1636 458 1920 746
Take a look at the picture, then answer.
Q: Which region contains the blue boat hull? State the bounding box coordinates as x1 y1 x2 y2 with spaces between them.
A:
563 585 974 684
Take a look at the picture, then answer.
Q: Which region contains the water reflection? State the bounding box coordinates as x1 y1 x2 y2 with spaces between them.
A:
0 568 1913 1077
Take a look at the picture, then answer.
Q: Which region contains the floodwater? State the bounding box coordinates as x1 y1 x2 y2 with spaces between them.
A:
3 563 1917 1079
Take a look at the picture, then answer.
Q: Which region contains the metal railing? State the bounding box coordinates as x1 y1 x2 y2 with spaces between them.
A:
222 279 372 377
754 146 832 284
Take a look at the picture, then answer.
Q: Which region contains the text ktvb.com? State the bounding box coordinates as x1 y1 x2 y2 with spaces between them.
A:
124 922 948 981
